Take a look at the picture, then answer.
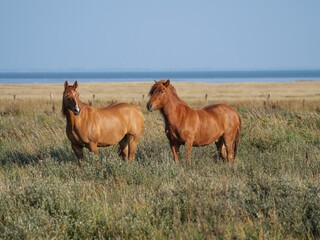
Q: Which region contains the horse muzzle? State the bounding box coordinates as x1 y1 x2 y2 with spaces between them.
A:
73 106 81 115
146 103 154 112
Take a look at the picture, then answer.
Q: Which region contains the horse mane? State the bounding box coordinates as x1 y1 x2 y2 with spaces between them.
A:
149 80 188 106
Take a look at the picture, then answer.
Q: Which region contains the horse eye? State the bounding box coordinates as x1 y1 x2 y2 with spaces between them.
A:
160 90 164 94
65 97 72 103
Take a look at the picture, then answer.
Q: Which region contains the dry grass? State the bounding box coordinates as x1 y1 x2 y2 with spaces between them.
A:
0 81 320 239
1 80 320 103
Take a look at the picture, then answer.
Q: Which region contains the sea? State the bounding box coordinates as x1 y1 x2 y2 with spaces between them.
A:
0 70 320 84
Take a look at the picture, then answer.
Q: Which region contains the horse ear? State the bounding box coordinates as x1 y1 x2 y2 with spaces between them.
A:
64 81 69 89
164 79 170 87
74 81 78 89
154 80 157 83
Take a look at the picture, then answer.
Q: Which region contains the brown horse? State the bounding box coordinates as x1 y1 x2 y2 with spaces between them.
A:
147 80 241 163
62 81 144 165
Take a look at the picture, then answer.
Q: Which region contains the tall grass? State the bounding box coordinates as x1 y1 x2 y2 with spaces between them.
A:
0 98 319 239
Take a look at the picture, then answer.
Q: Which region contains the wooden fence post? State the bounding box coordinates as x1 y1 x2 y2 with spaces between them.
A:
50 93 55 113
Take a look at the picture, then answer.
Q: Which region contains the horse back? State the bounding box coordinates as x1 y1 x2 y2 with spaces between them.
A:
201 103 240 129
99 102 144 133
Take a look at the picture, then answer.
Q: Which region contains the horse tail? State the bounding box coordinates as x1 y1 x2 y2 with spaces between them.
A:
233 115 241 159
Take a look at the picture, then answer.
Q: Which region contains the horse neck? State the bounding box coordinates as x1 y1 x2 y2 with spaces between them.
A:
160 90 188 123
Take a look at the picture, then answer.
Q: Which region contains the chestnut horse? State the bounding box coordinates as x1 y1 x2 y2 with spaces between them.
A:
62 81 144 165
147 80 241 163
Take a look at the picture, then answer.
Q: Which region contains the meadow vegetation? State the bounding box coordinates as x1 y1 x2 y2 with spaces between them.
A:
0 81 320 239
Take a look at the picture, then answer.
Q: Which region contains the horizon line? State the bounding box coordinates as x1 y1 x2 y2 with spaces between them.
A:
1 68 320 73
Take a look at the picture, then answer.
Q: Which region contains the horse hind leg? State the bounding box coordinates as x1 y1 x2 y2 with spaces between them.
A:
215 137 227 161
118 135 129 160
128 134 140 161
224 130 238 163
233 126 241 160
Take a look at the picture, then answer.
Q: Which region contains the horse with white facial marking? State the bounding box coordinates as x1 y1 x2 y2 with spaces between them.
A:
62 81 144 165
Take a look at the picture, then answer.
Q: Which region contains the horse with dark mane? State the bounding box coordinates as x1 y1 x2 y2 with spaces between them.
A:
62 81 144 165
147 80 241 163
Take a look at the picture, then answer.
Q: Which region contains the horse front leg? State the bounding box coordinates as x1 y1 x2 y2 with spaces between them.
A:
170 141 180 162
181 131 195 164
185 139 193 164
89 141 99 156
72 143 84 167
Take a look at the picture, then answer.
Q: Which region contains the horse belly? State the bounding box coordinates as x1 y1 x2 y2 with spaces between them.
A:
98 122 127 146
98 134 125 146
193 132 220 146
193 118 222 146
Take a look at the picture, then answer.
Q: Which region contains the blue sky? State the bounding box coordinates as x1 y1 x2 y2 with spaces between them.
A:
0 1 320 71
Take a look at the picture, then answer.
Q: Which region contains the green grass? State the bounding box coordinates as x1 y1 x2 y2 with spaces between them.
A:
0 99 320 239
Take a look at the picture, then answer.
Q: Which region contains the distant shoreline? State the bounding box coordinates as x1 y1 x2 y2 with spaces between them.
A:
1 70 320 84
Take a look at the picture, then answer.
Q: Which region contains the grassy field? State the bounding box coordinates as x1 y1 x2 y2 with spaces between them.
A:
0 80 320 239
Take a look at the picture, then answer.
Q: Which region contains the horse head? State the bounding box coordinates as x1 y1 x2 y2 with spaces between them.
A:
147 79 171 112
63 81 81 115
